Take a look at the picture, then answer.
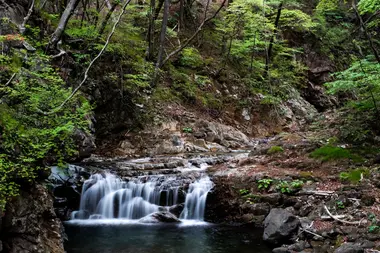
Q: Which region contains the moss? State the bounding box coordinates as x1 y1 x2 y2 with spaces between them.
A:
267 146 284 155
310 145 363 162
339 168 370 183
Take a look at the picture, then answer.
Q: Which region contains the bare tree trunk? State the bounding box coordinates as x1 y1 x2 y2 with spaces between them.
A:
49 0 80 50
265 2 282 76
154 0 169 71
179 0 184 30
19 0 35 34
352 0 380 64
159 0 226 68
154 0 165 19
98 2 118 36
146 0 156 60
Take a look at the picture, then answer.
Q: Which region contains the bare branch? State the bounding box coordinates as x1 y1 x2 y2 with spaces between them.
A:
159 0 227 68
4 73 17 86
38 0 132 115
19 0 35 34
323 205 367 225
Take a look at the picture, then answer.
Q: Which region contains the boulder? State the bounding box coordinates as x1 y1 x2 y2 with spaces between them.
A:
139 211 181 223
2 184 65 253
263 208 300 245
169 204 184 217
334 243 364 253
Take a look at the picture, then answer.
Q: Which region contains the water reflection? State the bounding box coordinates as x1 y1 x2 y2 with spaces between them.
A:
65 223 271 253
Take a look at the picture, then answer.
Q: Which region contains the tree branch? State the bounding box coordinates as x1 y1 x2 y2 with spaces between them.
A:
4 73 17 86
38 0 132 115
323 205 367 225
159 0 227 68
19 0 35 34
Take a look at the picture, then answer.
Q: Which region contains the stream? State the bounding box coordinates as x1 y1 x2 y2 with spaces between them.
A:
52 153 272 253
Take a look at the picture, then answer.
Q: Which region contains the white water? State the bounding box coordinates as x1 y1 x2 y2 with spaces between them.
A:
180 177 214 220
71 172 213 221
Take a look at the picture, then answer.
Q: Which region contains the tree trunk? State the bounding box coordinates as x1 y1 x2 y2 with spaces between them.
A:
146 0 156 60
265 2 282 76
98 2 118 36
352 0 380 64
154 0 169 70
179 0 184 30
154 0 165 19
49 0 80 50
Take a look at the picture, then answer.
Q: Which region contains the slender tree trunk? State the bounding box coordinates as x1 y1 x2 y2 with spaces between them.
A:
265 2 282 76
98 2 118 36
179 0 184 30
352 0 380 64
249 32 257 72
146 0 156 60
154 0 165 19
49 0 80 50
154 0 169 71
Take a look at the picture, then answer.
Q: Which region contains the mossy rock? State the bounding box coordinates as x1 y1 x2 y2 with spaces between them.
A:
267 146 284 155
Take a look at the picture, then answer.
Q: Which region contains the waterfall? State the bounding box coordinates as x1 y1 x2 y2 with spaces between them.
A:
71 173 180 220
71 172 213 221
180 177 214 220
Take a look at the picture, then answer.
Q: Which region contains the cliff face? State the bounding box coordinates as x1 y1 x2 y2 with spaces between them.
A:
0 184 65 253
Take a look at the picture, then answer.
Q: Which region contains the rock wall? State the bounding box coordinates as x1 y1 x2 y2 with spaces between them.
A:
0 184 65 253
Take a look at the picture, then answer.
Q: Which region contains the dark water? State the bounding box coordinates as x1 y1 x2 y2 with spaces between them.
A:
64 222 271 253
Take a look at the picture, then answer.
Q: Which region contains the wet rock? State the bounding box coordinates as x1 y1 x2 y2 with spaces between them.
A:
139 211 181 223
263 208 300 245
334 243 364 253
73 128 96 160
169 204 184 217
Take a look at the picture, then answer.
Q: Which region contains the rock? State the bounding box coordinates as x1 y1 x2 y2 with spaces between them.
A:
272 247 290 253
334 243 364 253
260 193 283 205
2 184 65 253
139 211 181 223
241 203 270 216
263 208 300 245
360 195 375 206
289 241 308 251
168 204 184 217
357 240 375 249
73 128 96 160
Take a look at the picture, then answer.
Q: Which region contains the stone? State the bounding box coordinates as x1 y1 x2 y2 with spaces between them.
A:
272 247 290 253
168 204 184 217
334 243 364 253
289 241 308 251
139 211 181 223
260 193 282 205
2 184 65 253
360 195 375 206
263 208 300 245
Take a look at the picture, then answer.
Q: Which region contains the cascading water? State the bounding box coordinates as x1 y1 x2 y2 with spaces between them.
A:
71 172 213 221
180 177 214 220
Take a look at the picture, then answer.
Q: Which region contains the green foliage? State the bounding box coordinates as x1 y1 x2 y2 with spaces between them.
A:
339 168 369 183
182 127 193 133
290 179 304 189
368 213 380 233
267 146 284 154
310 145 363 162
257 179 273 190
180 48 204 68
336 200 345 209
239 189 250 195
325 58 380 111
358 0 380 14
276 181 291 194
0 52 91 210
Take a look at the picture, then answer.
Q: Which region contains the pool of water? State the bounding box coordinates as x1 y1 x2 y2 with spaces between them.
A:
64 221 271 253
